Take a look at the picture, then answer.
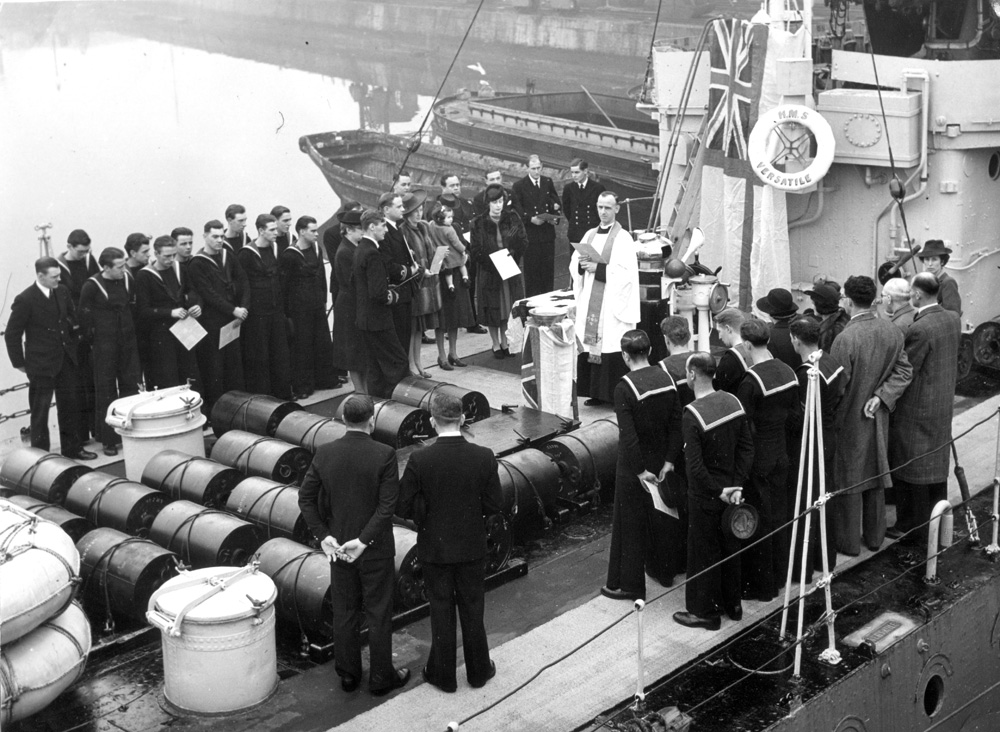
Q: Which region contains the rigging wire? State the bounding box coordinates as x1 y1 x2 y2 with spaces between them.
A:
394 0 489 181
596 506 997 731
452 406 1000 728
868 44 917 261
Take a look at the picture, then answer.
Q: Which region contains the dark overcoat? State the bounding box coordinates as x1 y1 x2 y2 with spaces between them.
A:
831 312 913 494
888 305 960 484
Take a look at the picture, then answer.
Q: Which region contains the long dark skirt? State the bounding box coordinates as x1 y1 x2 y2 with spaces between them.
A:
438 268 475 331
577 352 629 403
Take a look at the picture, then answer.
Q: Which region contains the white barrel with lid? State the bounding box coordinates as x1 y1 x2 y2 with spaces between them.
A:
146 565 278 715
106 385 207 481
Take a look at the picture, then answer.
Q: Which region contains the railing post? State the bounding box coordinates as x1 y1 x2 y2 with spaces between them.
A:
634 599 646 703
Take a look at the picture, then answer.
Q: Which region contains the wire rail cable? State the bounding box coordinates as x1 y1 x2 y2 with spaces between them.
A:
452 406 1000 729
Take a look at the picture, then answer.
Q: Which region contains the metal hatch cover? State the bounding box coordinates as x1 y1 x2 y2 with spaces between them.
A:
843 611 919 653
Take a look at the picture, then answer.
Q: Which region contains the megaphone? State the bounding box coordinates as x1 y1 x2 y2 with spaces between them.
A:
681 227 705 264
877 243 923 285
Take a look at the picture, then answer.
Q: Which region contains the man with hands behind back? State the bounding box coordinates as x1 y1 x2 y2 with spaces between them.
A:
298 395 411 697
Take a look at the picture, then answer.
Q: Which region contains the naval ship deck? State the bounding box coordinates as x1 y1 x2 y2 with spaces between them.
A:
9 331 1000 732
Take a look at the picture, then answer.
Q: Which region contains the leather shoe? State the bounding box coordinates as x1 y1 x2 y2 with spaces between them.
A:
673 611 721 630
493 347 505 359
583 398 603 407
600 586 644 602
421 334 435 345
502 347 511 358
724 603 743 621
102 445 119 457
467 325 487 335
371 667 410 697
421 665 456 693
340 674 359 693
448 355 468 368
65 449 98 461
437 357 454 371
886 526 906 540
469 660 497 689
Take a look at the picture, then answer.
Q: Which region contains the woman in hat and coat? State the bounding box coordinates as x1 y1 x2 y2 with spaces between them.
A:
400 190 441 378
469 184 528 358
332 208 367 394
918 239 962 315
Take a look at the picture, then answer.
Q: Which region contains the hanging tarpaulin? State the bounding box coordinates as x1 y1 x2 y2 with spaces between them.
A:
696 19 804 310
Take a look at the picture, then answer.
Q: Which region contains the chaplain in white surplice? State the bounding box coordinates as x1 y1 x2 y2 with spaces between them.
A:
570 191 640 406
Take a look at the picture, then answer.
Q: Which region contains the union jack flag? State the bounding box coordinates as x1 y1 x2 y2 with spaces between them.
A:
695 18 793 311
704 19 767 166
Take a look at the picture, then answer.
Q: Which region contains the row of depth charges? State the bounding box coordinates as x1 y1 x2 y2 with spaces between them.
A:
210 378 491 452
210 389 623 534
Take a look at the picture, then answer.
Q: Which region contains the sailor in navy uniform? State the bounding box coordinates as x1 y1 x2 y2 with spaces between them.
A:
278 215 337 399
135 236 202 391
510 154 562 297
712 308 751 394
657 315 695 407
735 319 800 602
675 352 754 630
601 330 683 602
561 158 606 246
78 247 143 456
237 214 292 399
58 229 100 439
187 220 250 416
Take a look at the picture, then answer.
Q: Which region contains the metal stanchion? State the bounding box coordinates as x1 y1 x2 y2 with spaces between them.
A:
986 414 1000 559
634 599 646 703
924 501 954 584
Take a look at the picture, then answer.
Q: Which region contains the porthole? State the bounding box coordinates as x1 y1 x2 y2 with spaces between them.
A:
923 673 945 717
989 151 1000 181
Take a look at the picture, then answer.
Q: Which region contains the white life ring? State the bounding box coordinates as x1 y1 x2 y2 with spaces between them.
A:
747 105 835 192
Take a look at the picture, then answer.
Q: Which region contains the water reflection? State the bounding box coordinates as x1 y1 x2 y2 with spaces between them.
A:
0 0 652 441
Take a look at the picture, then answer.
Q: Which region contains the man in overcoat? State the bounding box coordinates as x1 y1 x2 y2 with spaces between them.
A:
397 393 504 692
888 272 960 542
298 395 410 696
354 210 409 398
511 154 562 297
830 276 912 555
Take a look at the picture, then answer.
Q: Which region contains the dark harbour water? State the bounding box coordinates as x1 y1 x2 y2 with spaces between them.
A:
0 0 653 440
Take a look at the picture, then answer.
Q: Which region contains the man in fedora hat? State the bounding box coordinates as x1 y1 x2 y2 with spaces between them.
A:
756 288 799 370
804 281 849 353
917 239 962 315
